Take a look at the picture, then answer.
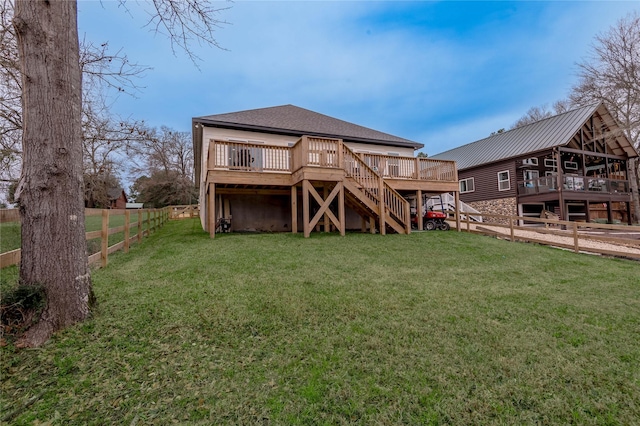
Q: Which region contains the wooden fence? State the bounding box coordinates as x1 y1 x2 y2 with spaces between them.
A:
168 204 199 219
452 212 640 259
0 207 170 269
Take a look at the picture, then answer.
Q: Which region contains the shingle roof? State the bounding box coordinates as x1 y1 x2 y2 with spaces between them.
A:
431 102 637 170
194 104 423 149
107 187 125 200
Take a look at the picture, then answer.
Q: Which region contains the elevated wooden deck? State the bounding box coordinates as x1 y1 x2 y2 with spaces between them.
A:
203 136 459 237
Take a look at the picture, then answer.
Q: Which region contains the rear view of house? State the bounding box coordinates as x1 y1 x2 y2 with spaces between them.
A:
432 103 638 224
192 105 459 237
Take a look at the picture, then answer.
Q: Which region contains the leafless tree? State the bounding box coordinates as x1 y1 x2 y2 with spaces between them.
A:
569 12 640 222
511 105 554 129
11 0 228 346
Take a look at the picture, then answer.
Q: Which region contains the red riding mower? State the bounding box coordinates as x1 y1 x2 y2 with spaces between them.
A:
411 206 450 231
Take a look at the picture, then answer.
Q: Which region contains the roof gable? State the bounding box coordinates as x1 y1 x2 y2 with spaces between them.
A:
194 104 422 149
431 102 637 170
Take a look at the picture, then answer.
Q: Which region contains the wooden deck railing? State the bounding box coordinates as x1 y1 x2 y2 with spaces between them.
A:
342 147 381 207
359 153 458 182
0 207 170 269
342 145 409 231
519 175 631 196
208 137 458 182
169 204 200 219
208 140 290 172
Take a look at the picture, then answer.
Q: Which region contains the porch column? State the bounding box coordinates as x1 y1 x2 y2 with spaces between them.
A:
455 191 461 232
291 185 298 234
378 177 386 235
208 182 216 239
416 190 423 231
339 182 346 236
323 184 330 232
302 180 311 238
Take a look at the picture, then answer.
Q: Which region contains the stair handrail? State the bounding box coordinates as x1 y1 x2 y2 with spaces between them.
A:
342 145 409 228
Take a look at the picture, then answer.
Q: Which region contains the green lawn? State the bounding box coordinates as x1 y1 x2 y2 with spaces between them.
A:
2 220 639 424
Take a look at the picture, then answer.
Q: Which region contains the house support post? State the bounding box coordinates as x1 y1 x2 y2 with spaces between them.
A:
369 216 375 234
338 182 345 236
417 190 423 231
323 184 330 232
303 180 311 238
627 201 632 225
404 198 411 234
606 200 613 224
291 185 298 234
208 182 216 239
378 177 386 235
455 191 461 232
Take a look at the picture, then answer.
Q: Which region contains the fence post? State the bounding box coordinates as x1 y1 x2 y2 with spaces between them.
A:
465 213 470 232
573 222 579 253
101 209 109 268
124 210 130 253
510 216 514 242
137 210 142 242
146 209 151 235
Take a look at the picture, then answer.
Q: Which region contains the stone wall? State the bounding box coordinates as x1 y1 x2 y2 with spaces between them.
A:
467 197 517 225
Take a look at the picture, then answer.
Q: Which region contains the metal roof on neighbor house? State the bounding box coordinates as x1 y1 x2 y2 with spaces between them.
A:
431 102 637 170
194 104 423 149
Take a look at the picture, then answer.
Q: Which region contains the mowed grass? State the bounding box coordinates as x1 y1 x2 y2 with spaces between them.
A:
1 219 639 424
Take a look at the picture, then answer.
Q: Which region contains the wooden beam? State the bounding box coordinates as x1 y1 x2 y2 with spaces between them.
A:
338 182 345 236
417 190 423 231
455 191 461 232
291 185 298 234
215 188 292 196
302 180 310 238
323 184 330 232
208 182 216 239
378 177 386 236
308 183 341 230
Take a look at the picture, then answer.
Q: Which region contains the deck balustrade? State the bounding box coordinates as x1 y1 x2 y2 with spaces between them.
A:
518 175 631 195
208 137 457 183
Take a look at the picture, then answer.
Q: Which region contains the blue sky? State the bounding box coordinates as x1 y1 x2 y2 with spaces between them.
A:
78 1 639 156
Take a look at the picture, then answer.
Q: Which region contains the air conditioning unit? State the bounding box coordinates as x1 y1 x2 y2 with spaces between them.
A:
522 158 538 166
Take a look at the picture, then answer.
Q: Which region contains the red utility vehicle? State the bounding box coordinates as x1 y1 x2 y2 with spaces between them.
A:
411 206 450 231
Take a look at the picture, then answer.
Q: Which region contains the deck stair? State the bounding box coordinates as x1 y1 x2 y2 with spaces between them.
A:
426 193 482 222
342 145 410 234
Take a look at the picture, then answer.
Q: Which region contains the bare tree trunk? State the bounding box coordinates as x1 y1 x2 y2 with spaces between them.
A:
13 0 92 347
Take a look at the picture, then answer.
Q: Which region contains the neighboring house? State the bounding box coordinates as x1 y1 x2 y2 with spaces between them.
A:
108 188 128 209
192 105 459 237
432 102 638 224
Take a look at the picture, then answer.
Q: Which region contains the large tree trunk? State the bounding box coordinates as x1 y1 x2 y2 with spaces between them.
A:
13 0 92 347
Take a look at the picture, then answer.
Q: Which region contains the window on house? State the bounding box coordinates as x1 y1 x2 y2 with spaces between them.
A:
564 161 578 171
460 177 475 193
497 170 510 191
544 158 557 169
523 170 539 187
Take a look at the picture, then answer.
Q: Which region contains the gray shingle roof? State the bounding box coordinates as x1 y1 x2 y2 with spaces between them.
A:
194 104 423 149
431 102 637 170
